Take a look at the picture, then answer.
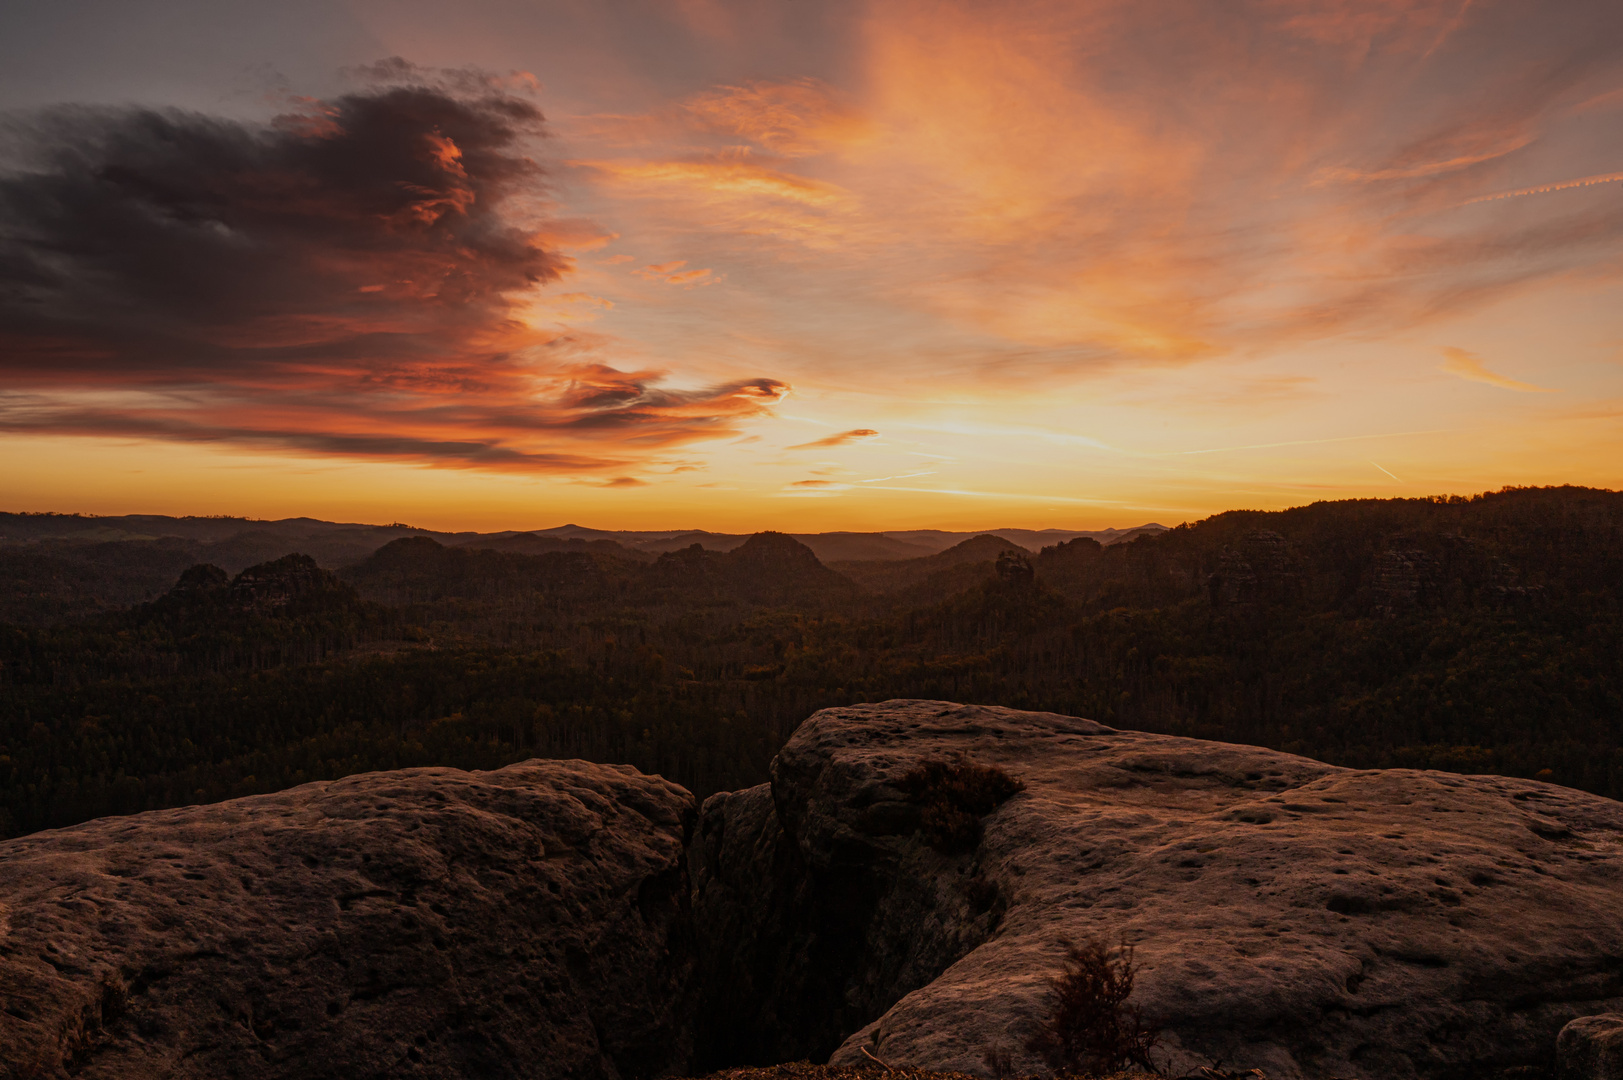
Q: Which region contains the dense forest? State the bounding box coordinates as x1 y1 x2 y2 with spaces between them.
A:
1 485 1619 838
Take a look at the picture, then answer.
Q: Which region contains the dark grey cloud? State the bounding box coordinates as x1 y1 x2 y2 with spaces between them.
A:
0 68 790 471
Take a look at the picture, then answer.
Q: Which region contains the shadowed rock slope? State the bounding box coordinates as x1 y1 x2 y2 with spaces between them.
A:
0 760 696 1080
692 700 1623 1080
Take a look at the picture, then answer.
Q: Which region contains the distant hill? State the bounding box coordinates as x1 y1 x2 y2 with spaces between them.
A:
647 533 860 609
340 536 643 609
832 534 1026 596
449 532 651 561
790 533 938 562
340 532 856 613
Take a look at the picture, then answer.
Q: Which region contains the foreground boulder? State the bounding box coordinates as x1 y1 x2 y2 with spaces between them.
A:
0 760 695 1080
693 700 1623 1079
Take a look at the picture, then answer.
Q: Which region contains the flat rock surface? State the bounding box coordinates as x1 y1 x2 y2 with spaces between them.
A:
745 700 1623 1080
0 759 696 1080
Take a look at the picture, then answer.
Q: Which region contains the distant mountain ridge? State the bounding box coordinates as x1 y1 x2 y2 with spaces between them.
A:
0 511 1160 626
0 512 1167 621
0 511 1165 561
526 522 1168 559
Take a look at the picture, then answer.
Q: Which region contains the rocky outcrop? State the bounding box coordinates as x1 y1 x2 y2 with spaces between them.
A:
1561 1015 1623 1080
1368 544 1442 615
0 760 696 1080
225 553 352 610
695 700 1623 1080
1209 530 1299 608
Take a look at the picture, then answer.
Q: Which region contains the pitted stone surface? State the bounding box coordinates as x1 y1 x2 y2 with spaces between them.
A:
0 760 696 1080
700 700 1623 1079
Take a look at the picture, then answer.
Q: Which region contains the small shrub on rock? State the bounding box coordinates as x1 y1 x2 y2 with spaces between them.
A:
895 756 1024 854
1027 938 1161 1077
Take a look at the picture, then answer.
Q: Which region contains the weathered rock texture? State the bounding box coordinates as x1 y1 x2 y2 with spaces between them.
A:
693 700 1623 1080
1560 1015 1623 1080
0 760 695 1080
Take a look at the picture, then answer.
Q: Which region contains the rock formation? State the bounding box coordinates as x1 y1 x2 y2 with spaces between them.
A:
1209 530 1299 608
1560 1015 1623 1080
6 698 1622 1080
0 760 695 1080
224 553 353 611
693 700 1623 1079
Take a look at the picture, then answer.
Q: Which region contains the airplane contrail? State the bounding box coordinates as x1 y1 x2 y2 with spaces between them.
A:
1370 460 1403 482
1463 171 1623 206
1173 429 1449 456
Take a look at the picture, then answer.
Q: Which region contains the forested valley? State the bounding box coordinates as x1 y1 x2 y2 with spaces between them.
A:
1 485 1619 839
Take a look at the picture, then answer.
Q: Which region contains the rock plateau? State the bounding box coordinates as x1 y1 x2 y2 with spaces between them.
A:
0 760 695 1080
694 701 1623 1079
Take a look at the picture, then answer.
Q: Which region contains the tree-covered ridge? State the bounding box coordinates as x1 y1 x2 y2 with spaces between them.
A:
0 486 1618 838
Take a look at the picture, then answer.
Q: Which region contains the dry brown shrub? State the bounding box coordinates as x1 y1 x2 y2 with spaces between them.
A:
894 756 1024 853
1026 938 1161 1076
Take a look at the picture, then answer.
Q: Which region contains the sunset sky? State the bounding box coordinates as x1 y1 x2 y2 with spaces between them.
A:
2 0 1620 532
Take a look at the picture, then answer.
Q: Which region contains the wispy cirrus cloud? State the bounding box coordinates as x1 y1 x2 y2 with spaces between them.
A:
0 64 788 475
633 260 720 286
1439 347 1556 392
787 428 878 449
563 0 1623 377
778 478 852 497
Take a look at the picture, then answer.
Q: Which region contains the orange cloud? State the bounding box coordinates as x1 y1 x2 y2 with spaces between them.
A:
787 428 879 449
633 260 720 286
681 78 869 157
586 155 847 207
780 479 853 497
1439 348 1556 392
1263 0 1472 54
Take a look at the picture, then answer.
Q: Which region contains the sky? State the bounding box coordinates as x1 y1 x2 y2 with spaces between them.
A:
1 0 1620 533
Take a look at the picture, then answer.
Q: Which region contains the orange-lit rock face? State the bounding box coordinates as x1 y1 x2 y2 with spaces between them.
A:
1 3 1621 529
694 700 1623 1078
